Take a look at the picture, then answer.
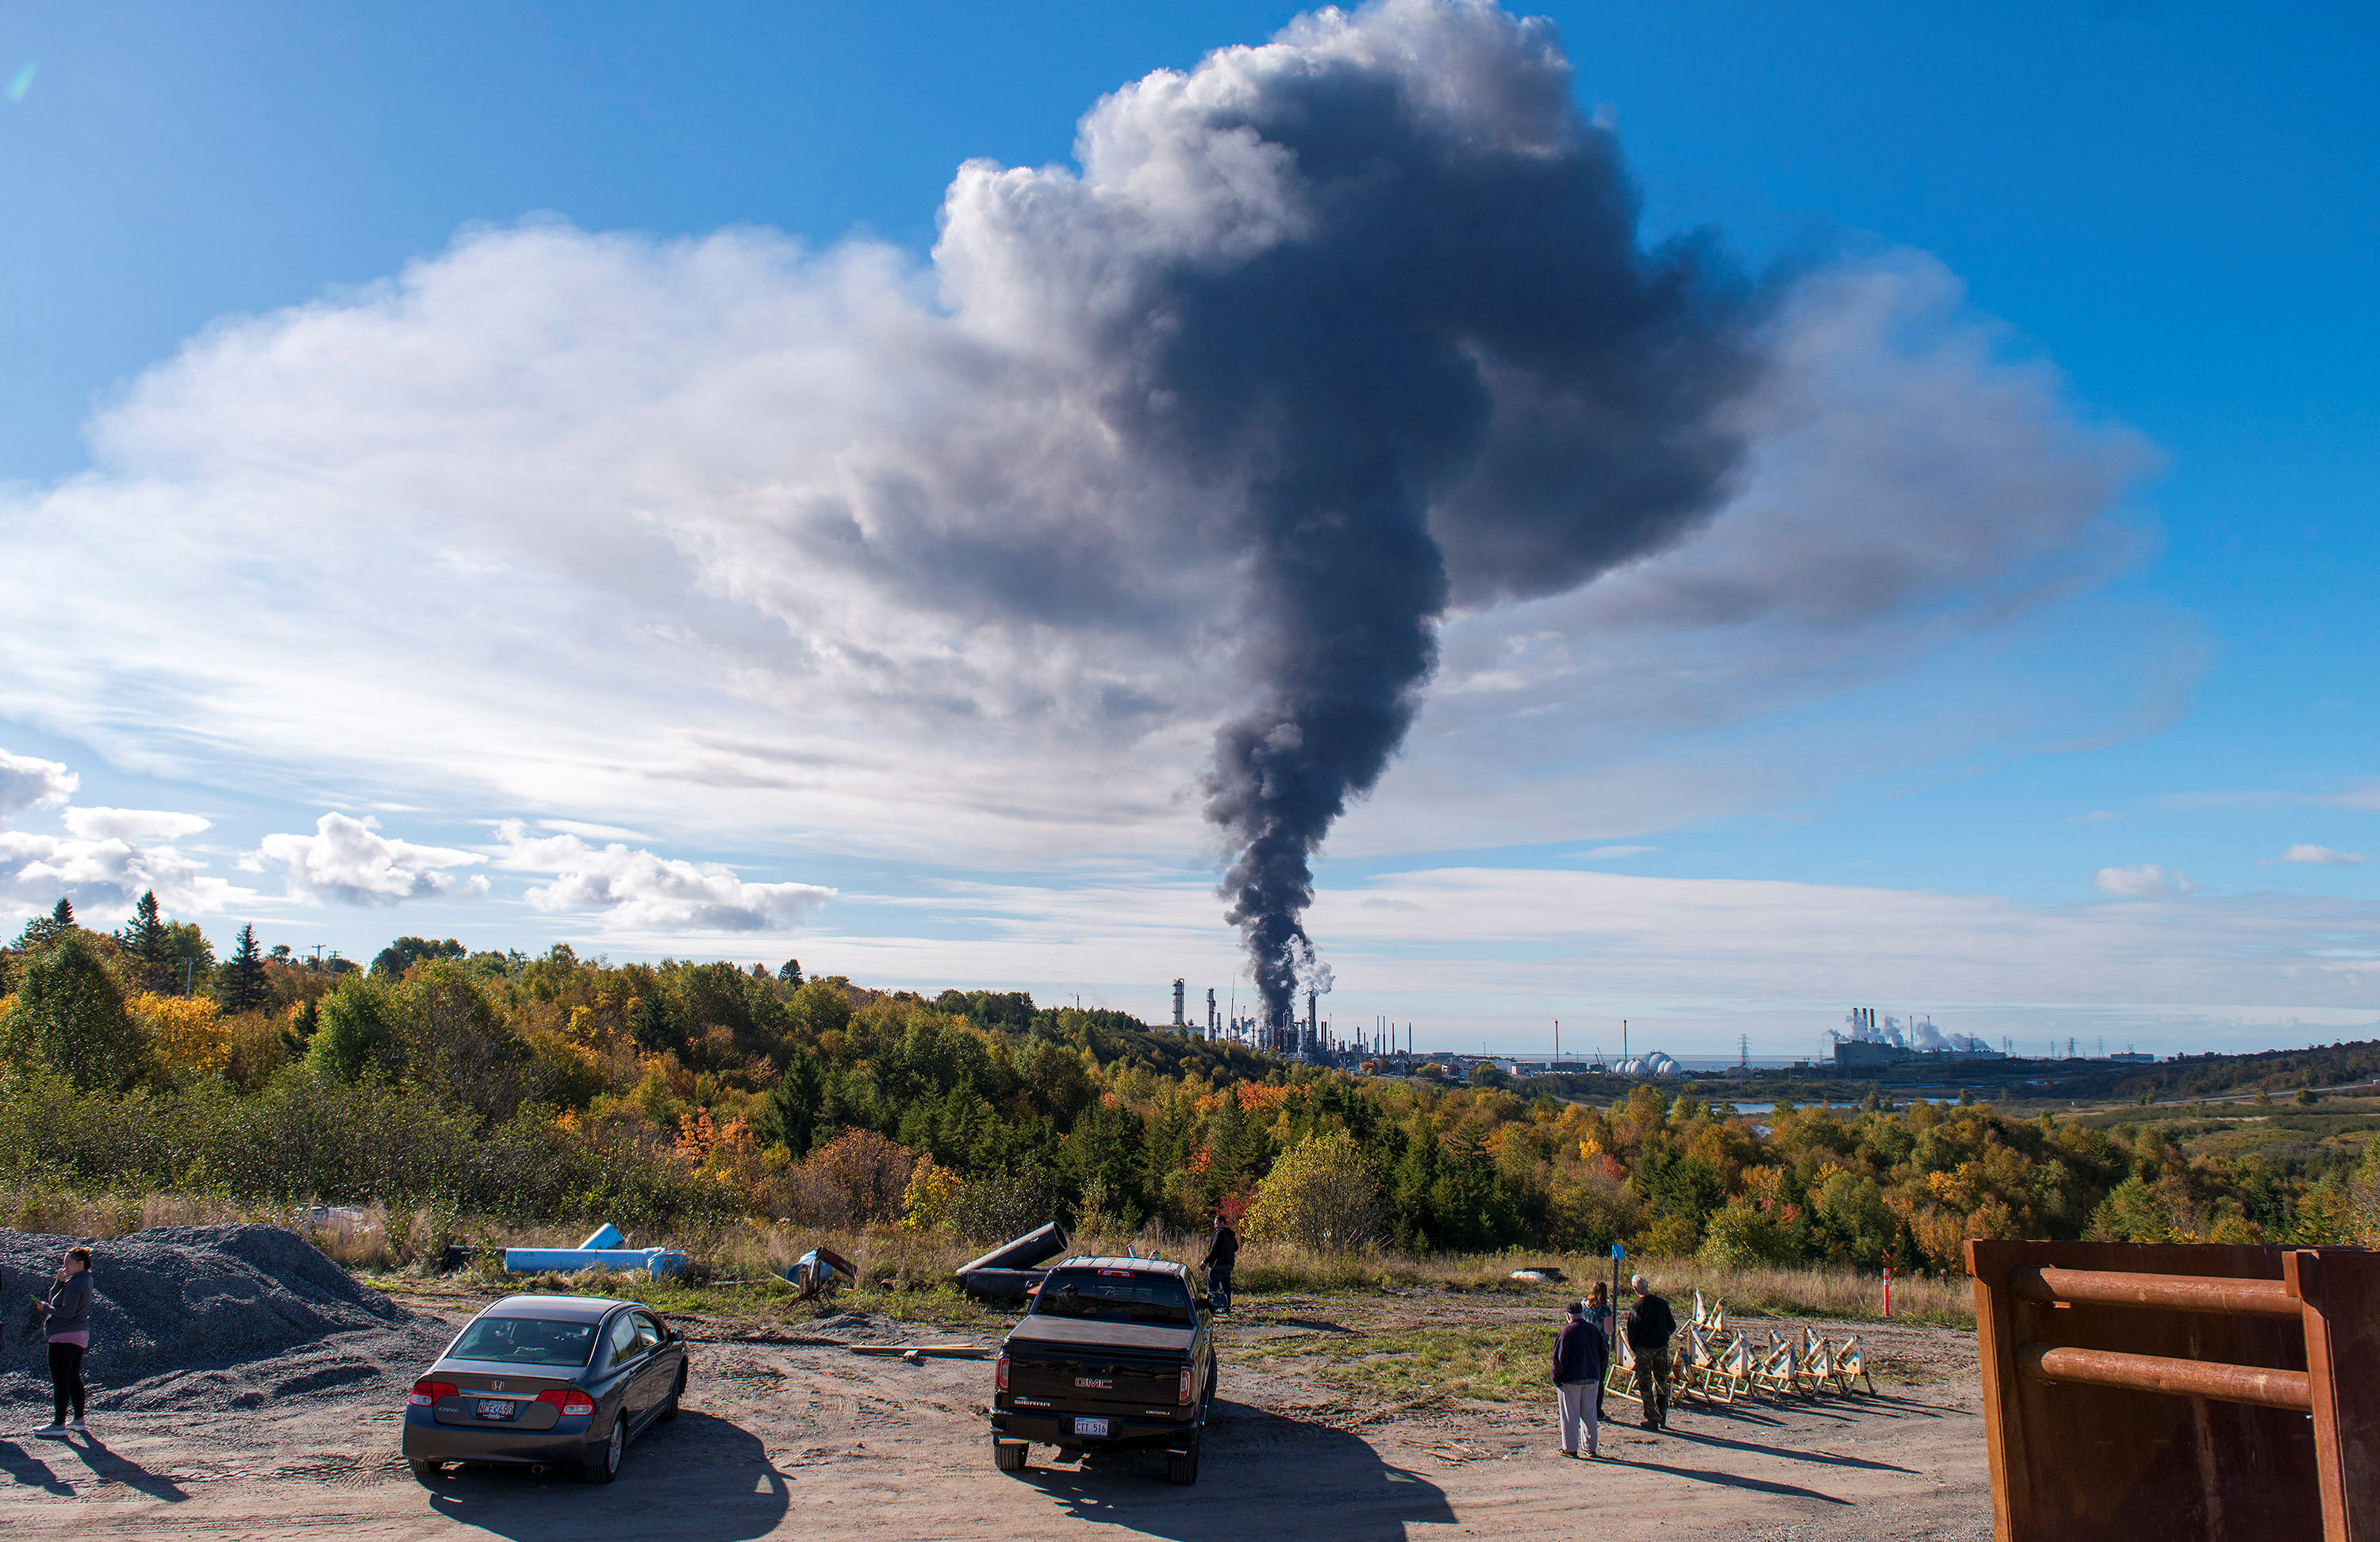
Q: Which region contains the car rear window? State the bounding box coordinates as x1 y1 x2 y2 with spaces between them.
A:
449 1316 599 1367
1031 1269 1195 1326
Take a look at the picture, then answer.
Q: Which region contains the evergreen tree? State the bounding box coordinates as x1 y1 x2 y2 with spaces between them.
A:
11 896 75 951
217 923 271 1015
117 891 170 991
780 957 804 988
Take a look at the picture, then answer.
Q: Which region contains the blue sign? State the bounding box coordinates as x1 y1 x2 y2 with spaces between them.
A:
1610 1244 1626 1260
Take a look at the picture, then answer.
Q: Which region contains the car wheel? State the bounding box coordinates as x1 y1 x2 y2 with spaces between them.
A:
580 1418 624 1485
1166 1435 1200 1486
408 1460 444 1486
658 1362 687 1422
992 1436 1027 1473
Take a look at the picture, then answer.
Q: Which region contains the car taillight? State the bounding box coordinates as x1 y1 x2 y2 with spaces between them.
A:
408 1379 457 1407
1177 1368 1194 1406
538 1388 597 1417
994 1352 1009 1393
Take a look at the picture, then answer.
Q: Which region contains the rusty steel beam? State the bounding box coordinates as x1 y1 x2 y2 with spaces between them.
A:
2008 1264 2302 1319
2017 1341 2313 1412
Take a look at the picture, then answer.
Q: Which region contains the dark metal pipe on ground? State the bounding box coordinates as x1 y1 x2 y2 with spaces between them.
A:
2016 1342 2313 1412
2009 1265 2301 1319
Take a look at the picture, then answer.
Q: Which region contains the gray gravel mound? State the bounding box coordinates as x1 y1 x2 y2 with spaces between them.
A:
0 1223 452 1411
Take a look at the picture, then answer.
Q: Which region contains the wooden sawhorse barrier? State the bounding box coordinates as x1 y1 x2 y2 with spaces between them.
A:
1967 1240 2380 1541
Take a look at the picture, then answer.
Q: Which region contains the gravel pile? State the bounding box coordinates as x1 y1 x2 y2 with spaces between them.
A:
0 1223 452 1412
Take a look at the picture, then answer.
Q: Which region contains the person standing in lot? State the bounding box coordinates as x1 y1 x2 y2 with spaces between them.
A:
1624 1273 1676 1431
1550 1298 1609 1459
1585 1280 1614 1418
33 1246 94 1437
1202 1212 1239 1314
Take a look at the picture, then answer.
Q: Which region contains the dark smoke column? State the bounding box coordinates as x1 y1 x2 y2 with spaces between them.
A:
942 1 1768 1022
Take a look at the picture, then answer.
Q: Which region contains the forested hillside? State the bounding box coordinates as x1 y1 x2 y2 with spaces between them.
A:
3 896 2376 1273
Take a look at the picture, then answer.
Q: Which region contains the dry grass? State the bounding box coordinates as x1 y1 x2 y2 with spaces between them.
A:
0 1193 1972 1327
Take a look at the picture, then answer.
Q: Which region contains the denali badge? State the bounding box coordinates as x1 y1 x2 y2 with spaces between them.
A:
1073 1376 1113 1390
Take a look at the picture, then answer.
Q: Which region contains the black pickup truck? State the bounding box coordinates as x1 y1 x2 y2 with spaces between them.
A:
988 1256 1217 1484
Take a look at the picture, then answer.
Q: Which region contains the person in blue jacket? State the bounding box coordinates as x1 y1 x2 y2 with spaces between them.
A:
1549 1297 1609 1459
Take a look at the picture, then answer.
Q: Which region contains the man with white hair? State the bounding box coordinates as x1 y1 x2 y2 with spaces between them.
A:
1623 1273 1678 1430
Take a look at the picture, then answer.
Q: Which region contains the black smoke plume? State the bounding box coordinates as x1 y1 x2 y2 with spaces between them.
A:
1058 2 1765 1018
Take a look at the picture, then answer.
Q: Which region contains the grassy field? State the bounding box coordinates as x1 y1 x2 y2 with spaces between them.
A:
1 1191 1971 1331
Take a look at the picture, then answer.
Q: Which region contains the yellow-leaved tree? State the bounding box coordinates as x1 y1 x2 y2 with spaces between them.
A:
136 992 233 1079
1242 1130 1382 1253
900 1155 962 1233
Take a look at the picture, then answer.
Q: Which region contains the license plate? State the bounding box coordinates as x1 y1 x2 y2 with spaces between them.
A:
1073 1417 1109 1438
475 1398 517 1421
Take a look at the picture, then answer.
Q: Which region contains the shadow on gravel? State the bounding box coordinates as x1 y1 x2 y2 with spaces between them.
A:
0 1437 76 1497
1008 1400 1453 1541
1612 1455 1850 1505
63 1433 191 1500
424 1414 788 1541
1654 1425 1916 1473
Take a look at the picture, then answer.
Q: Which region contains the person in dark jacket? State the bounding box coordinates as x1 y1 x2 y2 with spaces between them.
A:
1549 1298 1609 1457
1201 1213 1239 1313
33 1246 94 1436
1624 1274 1677 1430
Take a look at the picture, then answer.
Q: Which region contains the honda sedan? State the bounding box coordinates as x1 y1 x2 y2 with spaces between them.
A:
401 1294 689 1484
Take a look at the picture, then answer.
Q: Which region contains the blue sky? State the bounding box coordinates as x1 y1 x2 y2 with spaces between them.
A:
1 1 2373 1057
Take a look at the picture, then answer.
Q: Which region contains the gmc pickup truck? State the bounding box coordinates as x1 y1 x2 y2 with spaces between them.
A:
988 1256 1217 1484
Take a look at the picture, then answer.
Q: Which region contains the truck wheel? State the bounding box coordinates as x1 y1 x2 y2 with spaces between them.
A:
1166 1436 1200 1486
992 1437 1028 1473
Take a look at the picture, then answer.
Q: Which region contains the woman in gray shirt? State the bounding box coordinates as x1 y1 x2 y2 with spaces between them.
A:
33 1246 93 1436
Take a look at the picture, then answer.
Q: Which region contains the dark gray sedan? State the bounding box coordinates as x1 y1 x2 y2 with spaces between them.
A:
401 1294 689 1485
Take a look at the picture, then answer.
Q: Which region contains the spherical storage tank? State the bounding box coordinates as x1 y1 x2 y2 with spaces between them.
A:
1616 1051 1681 1077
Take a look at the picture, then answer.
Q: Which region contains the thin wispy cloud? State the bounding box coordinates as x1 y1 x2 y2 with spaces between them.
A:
60 807 212 842
2268 843 2367 867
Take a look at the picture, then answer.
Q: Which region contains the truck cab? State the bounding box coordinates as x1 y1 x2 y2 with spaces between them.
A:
988 1256 1217 1484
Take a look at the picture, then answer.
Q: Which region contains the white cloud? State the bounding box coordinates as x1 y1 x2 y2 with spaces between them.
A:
490 820 832 932
253 812 489 906
0 831 239 922
0 753 235 922
2271 844 2367 867
60 806 212 842
0 750 76 822
2094 863 2193 896
0 146 2152 869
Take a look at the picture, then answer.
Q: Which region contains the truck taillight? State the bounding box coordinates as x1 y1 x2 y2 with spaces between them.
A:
538 1387 598 1417
1177 1367 1194 1406
995 1352 1009 1393
408 1379 457 1408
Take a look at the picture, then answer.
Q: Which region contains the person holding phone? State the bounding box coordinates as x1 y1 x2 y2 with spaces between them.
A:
33 1246 94 1437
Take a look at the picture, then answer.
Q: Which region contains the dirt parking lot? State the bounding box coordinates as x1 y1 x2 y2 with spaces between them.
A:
0 1287 1990 1540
